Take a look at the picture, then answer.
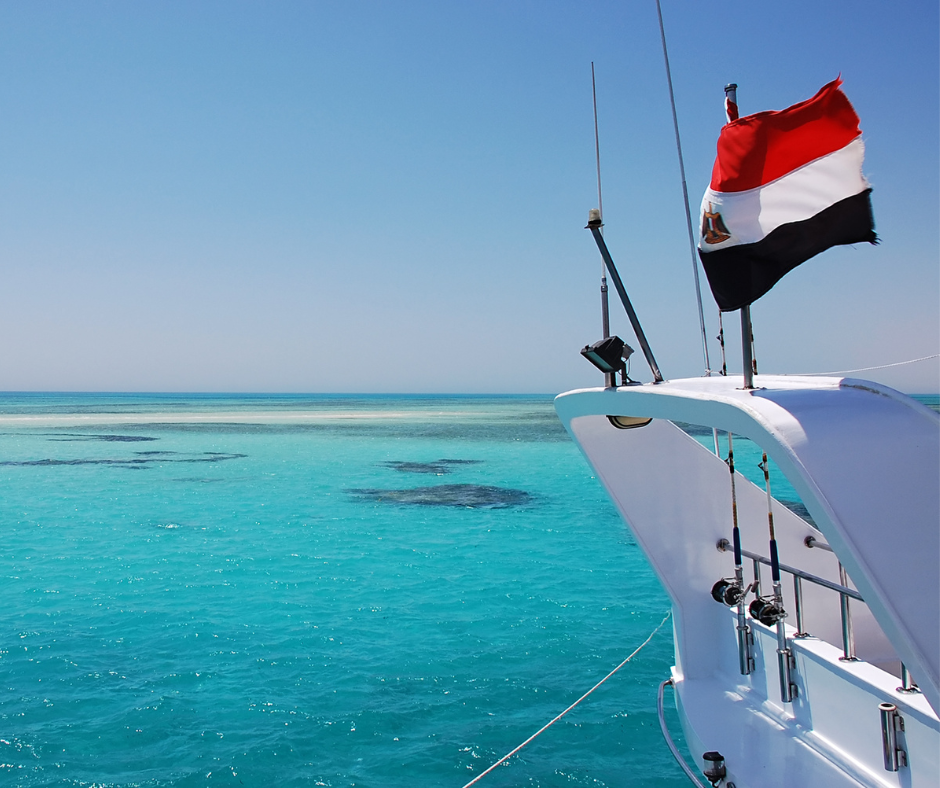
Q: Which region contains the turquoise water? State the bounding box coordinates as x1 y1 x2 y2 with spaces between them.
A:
3 392 934 787
0 395 687 787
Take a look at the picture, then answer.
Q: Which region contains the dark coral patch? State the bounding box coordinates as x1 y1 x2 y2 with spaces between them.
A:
0 452 246 469
47 434 159 442
348 483 532 509
381 459 483 475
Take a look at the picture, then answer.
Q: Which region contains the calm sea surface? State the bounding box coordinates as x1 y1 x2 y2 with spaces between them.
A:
1 393 935 787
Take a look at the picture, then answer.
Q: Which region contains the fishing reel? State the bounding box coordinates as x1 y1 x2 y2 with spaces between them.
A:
749 596 786 626
710 578 756 607
710 578 745 607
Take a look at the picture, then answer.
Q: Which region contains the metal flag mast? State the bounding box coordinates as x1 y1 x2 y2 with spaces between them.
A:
724 82 758 390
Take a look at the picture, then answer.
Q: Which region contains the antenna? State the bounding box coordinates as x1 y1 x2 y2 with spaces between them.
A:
655 0 712 377
592 63 613 387
592 63 605 233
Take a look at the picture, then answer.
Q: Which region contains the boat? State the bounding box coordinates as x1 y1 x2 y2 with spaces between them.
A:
554 78 940 787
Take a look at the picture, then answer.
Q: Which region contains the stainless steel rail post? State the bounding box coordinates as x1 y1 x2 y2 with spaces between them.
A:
792 575 807 637
838 562 857 661
898 664 920 694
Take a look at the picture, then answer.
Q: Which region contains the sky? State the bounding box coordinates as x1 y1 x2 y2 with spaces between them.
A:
0 0 937 393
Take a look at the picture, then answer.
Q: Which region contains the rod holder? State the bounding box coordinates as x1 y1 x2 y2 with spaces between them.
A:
737 618 754 676
774 591 797 703
777 645 797 703
879 703 907 771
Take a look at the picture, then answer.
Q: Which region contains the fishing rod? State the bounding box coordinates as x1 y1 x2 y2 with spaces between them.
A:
751 452 797 702
710 433 753 675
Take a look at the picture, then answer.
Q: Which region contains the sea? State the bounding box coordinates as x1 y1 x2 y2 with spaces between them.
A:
1 392 936 788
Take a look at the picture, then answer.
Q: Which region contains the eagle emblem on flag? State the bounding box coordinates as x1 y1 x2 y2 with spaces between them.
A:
701 203 731 245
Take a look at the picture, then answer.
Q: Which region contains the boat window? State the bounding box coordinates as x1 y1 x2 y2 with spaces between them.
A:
607 415 653 430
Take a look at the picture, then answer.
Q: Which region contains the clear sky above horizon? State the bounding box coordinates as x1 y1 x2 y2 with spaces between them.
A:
1 0 937 393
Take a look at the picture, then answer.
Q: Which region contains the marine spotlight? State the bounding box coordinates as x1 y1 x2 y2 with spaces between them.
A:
581 335 633 375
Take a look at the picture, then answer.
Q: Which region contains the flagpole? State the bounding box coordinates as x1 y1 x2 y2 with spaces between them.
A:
741 306 755 389
724 82 757 390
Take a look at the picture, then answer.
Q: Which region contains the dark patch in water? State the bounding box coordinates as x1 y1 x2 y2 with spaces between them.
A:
0 452 246 469
672 421 714 438
46 433 159 442
381 459 483 475
780 500 816 526
135 450 180 456
348 483 532 509
78 418 571 443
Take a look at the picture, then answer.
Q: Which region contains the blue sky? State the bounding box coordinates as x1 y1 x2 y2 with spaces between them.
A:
1 0 937 393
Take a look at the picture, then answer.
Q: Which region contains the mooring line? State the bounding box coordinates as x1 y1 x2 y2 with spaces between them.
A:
795 353 939 376
460 610 672 787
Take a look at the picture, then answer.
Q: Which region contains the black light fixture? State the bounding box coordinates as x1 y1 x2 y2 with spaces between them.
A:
581 335 634 376
702 751 727 786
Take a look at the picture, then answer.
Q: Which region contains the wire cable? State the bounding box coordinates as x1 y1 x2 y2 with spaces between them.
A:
793 354 939 376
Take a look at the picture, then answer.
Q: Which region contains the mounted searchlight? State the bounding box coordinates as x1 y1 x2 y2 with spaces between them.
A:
581 335 632 376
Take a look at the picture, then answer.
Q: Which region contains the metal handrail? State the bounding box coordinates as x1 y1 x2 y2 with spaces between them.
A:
717 538 862 660
657 678 711 788
717 539 863 600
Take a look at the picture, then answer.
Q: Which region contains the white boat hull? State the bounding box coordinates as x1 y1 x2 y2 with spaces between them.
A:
556 375 939 787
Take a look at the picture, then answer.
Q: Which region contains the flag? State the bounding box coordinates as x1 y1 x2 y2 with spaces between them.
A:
698 78 876 312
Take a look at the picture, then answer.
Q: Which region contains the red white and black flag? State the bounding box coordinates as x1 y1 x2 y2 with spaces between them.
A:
698 78 876 312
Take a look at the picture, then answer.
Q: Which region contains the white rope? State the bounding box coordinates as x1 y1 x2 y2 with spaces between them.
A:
793 353 939 377
460 611 672 787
